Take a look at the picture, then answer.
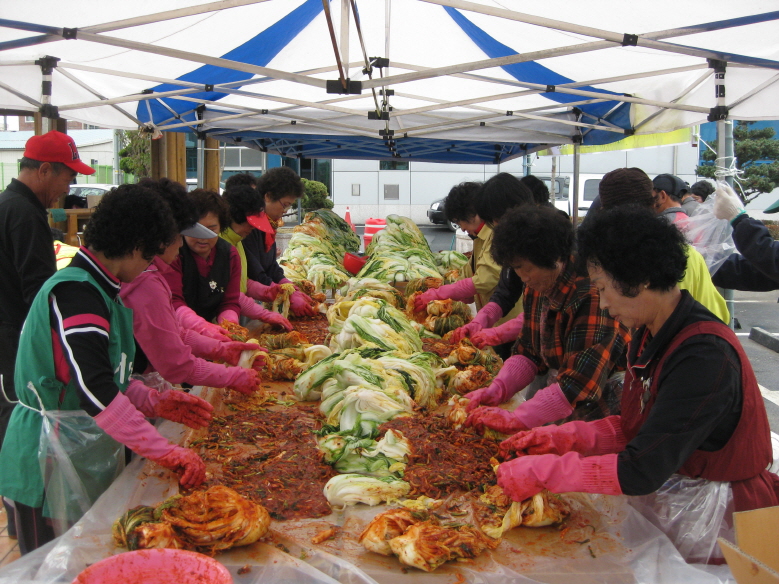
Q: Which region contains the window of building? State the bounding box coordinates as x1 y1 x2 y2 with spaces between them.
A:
380 160 409 171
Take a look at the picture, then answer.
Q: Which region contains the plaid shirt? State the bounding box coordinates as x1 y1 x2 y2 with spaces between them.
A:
514 257 629 412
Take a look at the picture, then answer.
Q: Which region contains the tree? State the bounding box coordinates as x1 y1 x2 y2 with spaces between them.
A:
697 121 779 204
118 130 152 179
300 178 334 211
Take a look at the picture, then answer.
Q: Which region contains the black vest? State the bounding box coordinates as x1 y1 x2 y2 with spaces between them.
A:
179 238 232 323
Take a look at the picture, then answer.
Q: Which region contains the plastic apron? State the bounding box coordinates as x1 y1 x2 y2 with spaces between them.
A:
0 267 134 531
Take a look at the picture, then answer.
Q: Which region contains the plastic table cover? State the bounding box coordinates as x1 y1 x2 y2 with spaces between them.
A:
0 386 742 584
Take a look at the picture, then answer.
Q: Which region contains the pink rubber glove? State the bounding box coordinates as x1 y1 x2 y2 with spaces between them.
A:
239 293 293 330
124 380 213 429
449 302 503 343
175 305 231 341
472 313 525 349
464 355 537 411
94 392 206 489
246 279 281 302
210 339 267 366
497 452 622 502
499 416 627 459
467 382 573 433
290 290 317 316
413 278 476 312
226 367 262 394
180 328 222 360
218 309 240 325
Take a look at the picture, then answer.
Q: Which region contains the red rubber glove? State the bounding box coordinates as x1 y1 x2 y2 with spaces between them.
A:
246 279 281 302
467 382 573 433
471 313 524 349
464 355 537 412
497 452 622 502
500 417 627 459
414 278 477 312
155 447 208 490
240 294 293 330
263 311 294 331
413 288 443 313
449 301 503 343
226 367 262 394
175 305 231 341
211 340 267 366
290 290 317 316
95 393 206 490
218 309 240 325
124 380 213 429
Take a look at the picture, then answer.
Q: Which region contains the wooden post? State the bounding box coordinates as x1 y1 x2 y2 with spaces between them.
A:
165 132 186 185
204 137 221 192
150 135 166 180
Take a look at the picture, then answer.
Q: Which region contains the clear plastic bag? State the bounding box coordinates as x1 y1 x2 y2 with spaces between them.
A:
131 371 173 393
685 188 737 275
628 474 734 564
38 410 125 535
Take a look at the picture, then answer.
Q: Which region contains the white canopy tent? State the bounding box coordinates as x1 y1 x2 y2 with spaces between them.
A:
0 0 777 164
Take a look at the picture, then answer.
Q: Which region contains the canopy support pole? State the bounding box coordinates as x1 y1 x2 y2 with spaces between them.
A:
572 140 580 226
35 55 59 133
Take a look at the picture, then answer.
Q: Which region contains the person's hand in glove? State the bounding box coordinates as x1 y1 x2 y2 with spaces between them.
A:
496 451 622 502
290 290 317 316
449 302 503 343
175 305 231 341
95 392 206 490
225 367 261 394
464 355 537 412
155 447 207 489
467 381 573 432
125 380 213 429
246 280 281 303
499 417 626 459
413 278 477 313
263 311 293 331
210 340 267 366
713 183 746 223
471 314 524 349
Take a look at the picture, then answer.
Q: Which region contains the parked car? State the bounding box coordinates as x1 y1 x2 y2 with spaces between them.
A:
66 184 119 208
427 198 458 231
186 178 224 194
536 174 601 216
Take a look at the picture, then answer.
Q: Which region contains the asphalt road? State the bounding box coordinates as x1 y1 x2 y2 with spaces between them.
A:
412 223 779 434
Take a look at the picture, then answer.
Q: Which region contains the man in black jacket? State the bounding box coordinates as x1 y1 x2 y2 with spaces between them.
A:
0 130 95 535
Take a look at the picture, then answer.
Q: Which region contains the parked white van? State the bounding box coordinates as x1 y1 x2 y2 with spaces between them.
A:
535 174 602 217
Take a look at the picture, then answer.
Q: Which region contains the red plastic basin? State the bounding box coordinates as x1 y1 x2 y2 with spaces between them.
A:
343 252 368 275
71 549 233 584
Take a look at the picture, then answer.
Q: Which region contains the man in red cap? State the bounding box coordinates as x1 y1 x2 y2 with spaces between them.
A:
0 130 95 536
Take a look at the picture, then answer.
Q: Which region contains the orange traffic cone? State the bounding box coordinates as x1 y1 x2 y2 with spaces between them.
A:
344 206 356 232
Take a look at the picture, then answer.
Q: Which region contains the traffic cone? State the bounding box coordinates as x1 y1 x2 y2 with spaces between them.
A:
344 206 356 232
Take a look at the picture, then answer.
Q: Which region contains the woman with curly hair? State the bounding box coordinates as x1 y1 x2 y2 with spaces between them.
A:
496 205 779 563
465 205 629 435
120 179 264 396
165 188 292 334
0 185 212 553
241 166 319 317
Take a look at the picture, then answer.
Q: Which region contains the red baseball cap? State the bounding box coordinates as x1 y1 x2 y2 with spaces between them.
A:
246 210 273 232
23 130 96 175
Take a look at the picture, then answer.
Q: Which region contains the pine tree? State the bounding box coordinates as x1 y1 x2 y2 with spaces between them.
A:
697 121 779 204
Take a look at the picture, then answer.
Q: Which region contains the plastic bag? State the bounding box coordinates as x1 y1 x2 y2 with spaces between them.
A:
684 189 737 275
627 474 734 564
39 410 125 535
131 371 173 393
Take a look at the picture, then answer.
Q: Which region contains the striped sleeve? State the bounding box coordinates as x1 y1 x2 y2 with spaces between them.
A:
49 281 120 417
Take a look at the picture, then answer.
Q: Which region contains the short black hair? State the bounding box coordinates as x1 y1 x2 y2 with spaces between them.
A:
224 172 257 191
187 189 230 234
222 184 264 225
84 184 177 261
138 177 197 233
443 182 481 223
255 166 304 202
491 205 574 269
475 172 534 225
577 205 687 297
599 168 654 209
689 180 715 202
18 157 70 174
520 175 551 206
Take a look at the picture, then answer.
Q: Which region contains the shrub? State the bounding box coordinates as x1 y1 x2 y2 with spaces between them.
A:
763 220 779 240
301 178 334 211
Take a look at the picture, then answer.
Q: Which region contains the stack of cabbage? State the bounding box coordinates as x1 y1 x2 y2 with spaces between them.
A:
433 250 469 276
358 215 441 283
337 278 406 309
279 209 359 292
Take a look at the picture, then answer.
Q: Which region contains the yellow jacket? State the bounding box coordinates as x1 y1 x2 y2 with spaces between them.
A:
682 245 730 324
461 224 523 325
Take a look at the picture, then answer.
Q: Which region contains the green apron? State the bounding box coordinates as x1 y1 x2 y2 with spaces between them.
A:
0 266 134 510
